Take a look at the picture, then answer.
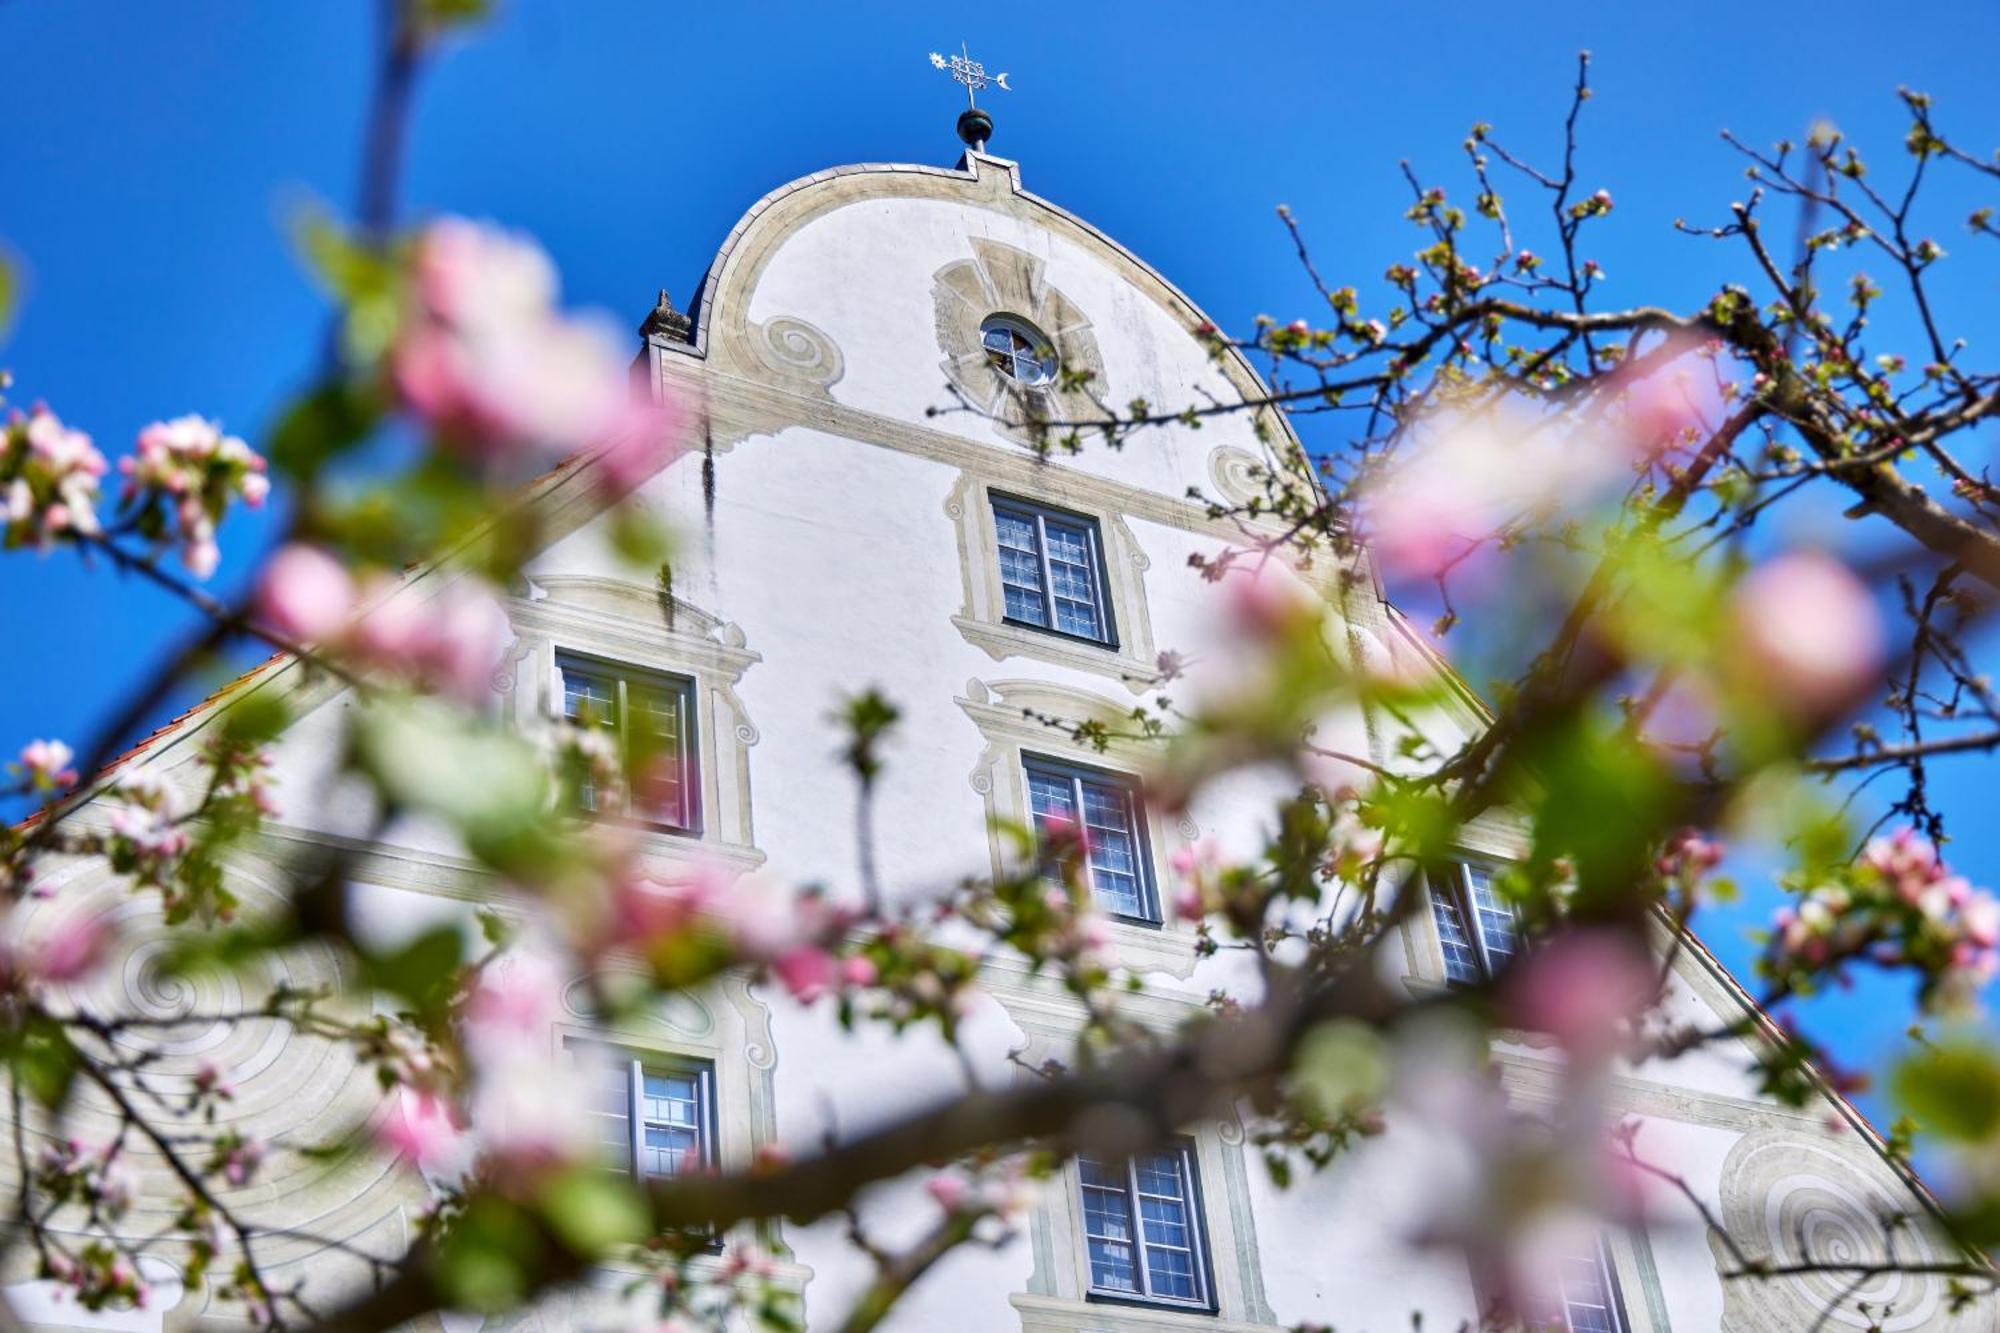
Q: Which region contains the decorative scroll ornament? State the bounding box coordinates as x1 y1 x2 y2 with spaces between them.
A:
1710 1129 1984 1331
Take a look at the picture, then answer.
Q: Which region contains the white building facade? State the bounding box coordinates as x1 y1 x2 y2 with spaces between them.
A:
3 144 1985 1333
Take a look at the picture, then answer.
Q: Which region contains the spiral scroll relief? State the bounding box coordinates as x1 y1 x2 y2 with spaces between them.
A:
750 315 845 391
1711 1130 1982 1331
10 865 423 1312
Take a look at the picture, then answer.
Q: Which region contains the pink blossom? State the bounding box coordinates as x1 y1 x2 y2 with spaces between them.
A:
1222 560 1322 640
839 955 879 988
392 218 663 467
377 1089 463 1171
609 863 722 948
1172 883 1205 922
16 738 77 791
218 1135 264 1188
1963 895 2000 949
1728 552 1884 718
925 1173 970 1213
348 577 511 704
706 876 809 962
1863 826 1940 896
2 407 107 543
1501 931 1656 1057
1359 405 1627 583
255 544 357 644
463 950 565 1047
1655 827 1724 879
772 946 837 1003
119 416 267 577
410 217 557 331
35 913 111 984
593 406 684 498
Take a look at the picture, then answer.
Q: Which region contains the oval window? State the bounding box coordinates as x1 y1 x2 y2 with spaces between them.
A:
980 314 1059 387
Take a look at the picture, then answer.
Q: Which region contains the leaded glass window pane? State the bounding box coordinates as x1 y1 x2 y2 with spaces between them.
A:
1430 862 1521 984
989 499 1112 646
1024 759 1155 922
1466 864 1521 972
1430 879 1483 985
1043 518 1103 639
995 509 1050 627
1077 1147 1210 1308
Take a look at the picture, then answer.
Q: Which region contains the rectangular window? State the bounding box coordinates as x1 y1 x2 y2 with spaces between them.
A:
1024 756 1156 923
556 653 699 833
1077 1143 1213 1310
569 1040 717 1181
1428 861 1520 984
1526 1234 1629 1333
991 497 1115 646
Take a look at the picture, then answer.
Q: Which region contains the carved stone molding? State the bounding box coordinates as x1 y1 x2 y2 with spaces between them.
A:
1709 1129 1982 1331
956 677 1199 979
943 470 1160 694
933 237 1110 447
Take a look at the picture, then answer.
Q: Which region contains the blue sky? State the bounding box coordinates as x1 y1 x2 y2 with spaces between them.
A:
2 1 1995 1121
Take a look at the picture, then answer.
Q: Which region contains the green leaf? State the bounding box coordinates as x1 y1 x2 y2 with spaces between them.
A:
0 249 16 343
269 380 385 482
1893 1042 2000 1142
361 924 465 1021
1292 1021 1386 1118
435 1197 536 1312
353 697 551 842
219 690 293 748
5 1016 77 1110
538 1167 649 1255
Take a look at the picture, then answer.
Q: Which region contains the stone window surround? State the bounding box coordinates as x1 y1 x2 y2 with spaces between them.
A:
946 469 1160 695
501 574 764 872
957 677 1200 980
992 970 1281 1332
551 969 796 1268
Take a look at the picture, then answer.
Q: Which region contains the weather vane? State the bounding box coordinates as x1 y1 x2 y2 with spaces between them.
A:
928 43 1010 108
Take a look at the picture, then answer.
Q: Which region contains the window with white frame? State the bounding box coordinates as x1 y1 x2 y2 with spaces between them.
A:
1077 1143 1214 1310
570 1040 717 1181
992 496 1116 646
555 653 699 833
1024 755 1157 923
1428 860 1521 984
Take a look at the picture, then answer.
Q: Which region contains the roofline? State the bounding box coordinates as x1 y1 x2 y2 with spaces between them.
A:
645 149 1321 494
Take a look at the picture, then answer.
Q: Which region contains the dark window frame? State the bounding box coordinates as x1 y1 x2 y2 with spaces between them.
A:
989 493 1120 651
1022 753 1160 926
1076 1138 1218 1314
554 650 702 836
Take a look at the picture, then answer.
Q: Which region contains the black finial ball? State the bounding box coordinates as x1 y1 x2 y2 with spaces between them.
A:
956 106 994 149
